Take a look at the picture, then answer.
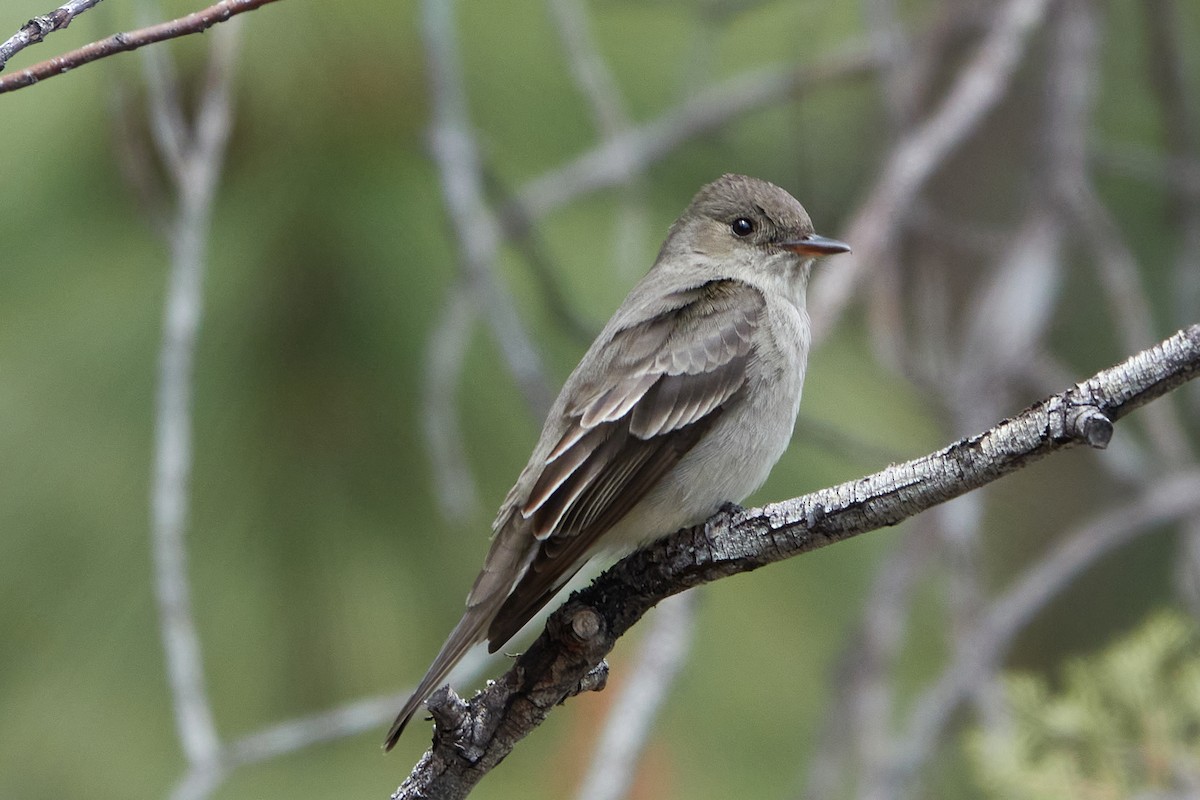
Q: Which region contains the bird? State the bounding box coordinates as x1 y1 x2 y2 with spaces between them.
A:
384 173 850 749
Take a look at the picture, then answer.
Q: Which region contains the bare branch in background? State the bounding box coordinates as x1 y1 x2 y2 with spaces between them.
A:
1144 0 1200 334
547 0 649 282
144 18 241 800
0 0 281 94
815 2 1073 792
889 469 1200 797
226 649 492 766
171 654 495 798
422 281 482 522
860 0 912 133
1045 0 1200 629
1096 143 1200 198
1061 164 1194 468
1140 0 1200 623
1046 0 1188 468
509 38 890 224
547 0 626 139
0 0 107 70
801 525 939 800
574 592 697 800
110 83 171 237
421 0 553 419
810 0 1054 343
393 325 1200 799
417 0 558 524
482 167 596 345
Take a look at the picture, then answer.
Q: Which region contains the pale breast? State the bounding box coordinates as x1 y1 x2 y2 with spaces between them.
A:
604 298 810 551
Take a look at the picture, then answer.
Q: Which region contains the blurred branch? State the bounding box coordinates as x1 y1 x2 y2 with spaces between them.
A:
810 0 1054 343
1095 142 1200 197
574 592 697 800
422 281 482 523
392 325 1200 800
1144 0 1200 332
483 166 596 345
547 0 650 286
1060 170 1193 465
421 0 554 418
1140 0 1200 623
547 0 627 138
801 525 938 800
0 0 280 94
228 649 492 766
171 655 494 798
0 0 106 71
860 0 911 132
143 19 240 800
889 468 1200 797
507 37 890 224
838 5 1080 788
111 82 171 236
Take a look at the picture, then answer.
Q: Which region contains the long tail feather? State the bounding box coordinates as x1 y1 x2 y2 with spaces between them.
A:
382 605 492 751
385 531 530 750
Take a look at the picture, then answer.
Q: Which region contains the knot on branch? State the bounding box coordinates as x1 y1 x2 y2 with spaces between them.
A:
570 660 609 697
426 684 498 764
427 684 469 738
567 606 603 646
1047 396 1113 449
1069 405 1113 448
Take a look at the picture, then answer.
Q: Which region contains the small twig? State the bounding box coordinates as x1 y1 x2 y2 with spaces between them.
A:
227 649 493 767
0 0 281 94
0 0 106 71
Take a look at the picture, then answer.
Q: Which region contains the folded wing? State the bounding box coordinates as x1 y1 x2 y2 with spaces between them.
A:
486 278 765 648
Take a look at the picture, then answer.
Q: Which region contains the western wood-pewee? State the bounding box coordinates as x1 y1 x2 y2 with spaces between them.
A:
385 174 849 749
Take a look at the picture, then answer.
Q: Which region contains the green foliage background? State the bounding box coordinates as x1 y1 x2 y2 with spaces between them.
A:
971 612 1200 798
1 1 1197 798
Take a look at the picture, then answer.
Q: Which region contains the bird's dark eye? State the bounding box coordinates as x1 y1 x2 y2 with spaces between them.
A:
731 217 756 237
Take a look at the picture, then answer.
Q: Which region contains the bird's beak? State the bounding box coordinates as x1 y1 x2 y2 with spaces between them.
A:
779 234 852 257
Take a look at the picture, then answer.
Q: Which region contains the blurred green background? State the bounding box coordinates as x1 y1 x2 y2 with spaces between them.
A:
2 0 1198 798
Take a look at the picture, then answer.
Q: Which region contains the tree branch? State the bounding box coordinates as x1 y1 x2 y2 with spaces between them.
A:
0 0 281 94
887 467 1200 797
148 20 241 800
506 37 890 225
810 0 1054 342
0 0 106 71
391 325 1200 799
420 0 554 418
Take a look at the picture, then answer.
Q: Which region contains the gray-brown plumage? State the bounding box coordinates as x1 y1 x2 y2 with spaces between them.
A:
384 174 849 750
